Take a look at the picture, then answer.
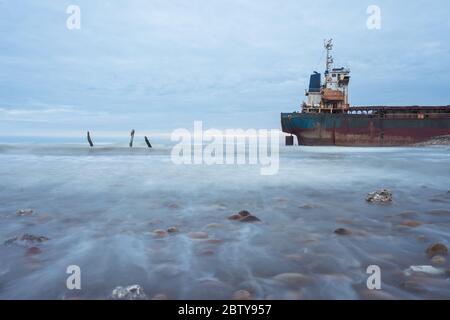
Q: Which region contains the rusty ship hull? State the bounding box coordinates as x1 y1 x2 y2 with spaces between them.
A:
281 106 450 146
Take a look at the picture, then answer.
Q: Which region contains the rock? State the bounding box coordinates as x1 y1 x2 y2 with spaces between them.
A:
400 220 422 228
168 203 180 209
240 215 261 223
16 209 34 216
232 290 252 300
111 285 147 300
167 227 178 233
299 204 314 209
334 228 352 236
188 232 208 239
151 293 168 300
431 255 446 265
238 210 251 217
228 210 261 223
427 209 450 216
366 189 393 203
26 247 42 256
153 229 168 238
403 265 446 276
4 234 49 246
273 273 311 286
426 243 448 258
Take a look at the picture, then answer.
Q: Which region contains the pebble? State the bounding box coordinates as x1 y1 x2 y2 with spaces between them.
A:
240 215 261 223
427 209 450 216
426 243 448 258
431 255 446 265
232 290 252 300
188 232 209 239
228 210 262 223
366 189 393 203
400 220 422 228
238 210 251 217
334 228 352 236
111 285 147 300
153 229 168 238
273 273 312 286
404 265 446 276
4 234 49 246
16 209 34 216
167 227 178 233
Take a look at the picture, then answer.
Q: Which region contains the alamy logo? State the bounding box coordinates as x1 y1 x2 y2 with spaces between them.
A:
366 5 381 30
66 265 81 290
366 265 381 290
66 5 81 30
171 121 280 176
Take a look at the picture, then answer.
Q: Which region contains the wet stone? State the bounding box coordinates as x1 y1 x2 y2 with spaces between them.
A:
16 209 34 216
232 290 252 300
240 215 261 223
110 285 147 300
334 228 352 236
427 209 450 216
400 220 422 228
167 227 178 233
188 232 208 239
426 243 448 258
228 210 261 222
153 229 168 238
366 189 393 203
238 210 251 217
4 234 49 246
228 214 242 221
431 255 446 265
273 273 312 286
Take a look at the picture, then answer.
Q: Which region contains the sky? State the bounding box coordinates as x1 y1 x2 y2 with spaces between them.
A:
0 0 450 137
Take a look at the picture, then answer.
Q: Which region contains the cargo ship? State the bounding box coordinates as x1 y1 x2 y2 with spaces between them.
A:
281 40 450 146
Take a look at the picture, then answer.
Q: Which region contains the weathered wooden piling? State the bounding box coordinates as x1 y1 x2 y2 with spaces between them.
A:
87 131 94 147
129 129 135 148
144 136 152 148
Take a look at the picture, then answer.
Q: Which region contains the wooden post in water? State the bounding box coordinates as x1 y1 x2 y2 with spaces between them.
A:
87 131 94 147
129 129 135 148
144 136 152 148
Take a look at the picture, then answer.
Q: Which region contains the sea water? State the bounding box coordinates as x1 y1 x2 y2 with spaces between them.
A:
0 141 449 299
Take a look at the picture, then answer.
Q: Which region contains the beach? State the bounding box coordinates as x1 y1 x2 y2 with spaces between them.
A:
0 142 449 299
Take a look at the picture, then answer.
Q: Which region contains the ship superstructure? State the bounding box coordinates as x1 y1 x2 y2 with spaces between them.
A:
281 40 450 146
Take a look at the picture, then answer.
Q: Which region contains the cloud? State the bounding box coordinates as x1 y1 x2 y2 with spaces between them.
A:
1 0 450 136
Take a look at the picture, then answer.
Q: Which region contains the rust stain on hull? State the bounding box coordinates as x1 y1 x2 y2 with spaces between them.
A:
281 108 450 146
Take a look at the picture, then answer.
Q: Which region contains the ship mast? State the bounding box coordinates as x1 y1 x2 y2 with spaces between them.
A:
324 39 333 74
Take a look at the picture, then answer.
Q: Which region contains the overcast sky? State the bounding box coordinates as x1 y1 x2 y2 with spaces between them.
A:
1 0 449 137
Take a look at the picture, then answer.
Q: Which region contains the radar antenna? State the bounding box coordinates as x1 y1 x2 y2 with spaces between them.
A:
324 39 333 74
